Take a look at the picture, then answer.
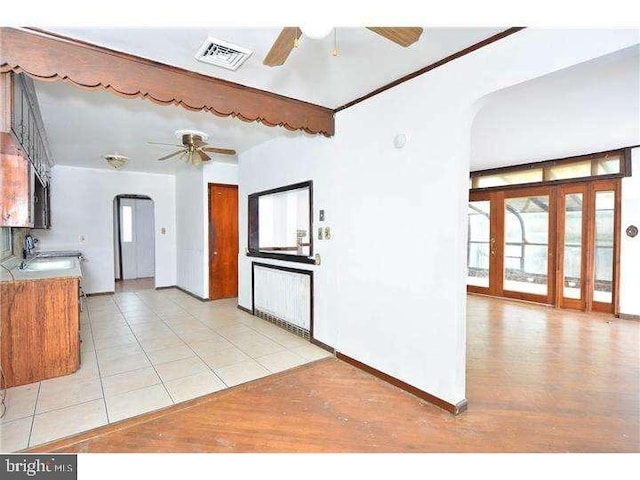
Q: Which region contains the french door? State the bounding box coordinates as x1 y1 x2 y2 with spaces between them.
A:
467 180 619 313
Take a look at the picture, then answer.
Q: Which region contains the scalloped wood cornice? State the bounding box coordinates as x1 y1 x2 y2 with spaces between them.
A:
0 27 335 136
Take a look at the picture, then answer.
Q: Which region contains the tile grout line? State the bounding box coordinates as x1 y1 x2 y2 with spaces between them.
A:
86 298 112 426
115 290 189 408
25 381 42 449
94 291 322 414
139 294 232 392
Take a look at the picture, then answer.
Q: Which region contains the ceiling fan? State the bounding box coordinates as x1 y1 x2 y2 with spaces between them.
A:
148 130 236 166
263 27 424 67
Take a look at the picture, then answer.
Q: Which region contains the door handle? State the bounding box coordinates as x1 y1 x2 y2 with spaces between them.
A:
490 237 496 256
213 251 218 255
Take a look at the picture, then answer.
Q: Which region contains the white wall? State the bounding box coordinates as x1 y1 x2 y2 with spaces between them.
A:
620 148 640 316
472 45 639 170
175 166 205 297
175 162 238 299
238 28 640 406
35 165 176 294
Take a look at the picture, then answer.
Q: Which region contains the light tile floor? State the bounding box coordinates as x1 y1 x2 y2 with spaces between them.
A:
0 287 332 452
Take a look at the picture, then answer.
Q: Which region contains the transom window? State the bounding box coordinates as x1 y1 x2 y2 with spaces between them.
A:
470 148 630 190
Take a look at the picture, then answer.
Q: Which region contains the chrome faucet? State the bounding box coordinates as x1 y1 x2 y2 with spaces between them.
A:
18 235 38 270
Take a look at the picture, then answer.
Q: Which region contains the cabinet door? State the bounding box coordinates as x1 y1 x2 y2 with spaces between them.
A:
0 139 33 228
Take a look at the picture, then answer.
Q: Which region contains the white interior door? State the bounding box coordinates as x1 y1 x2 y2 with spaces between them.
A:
120 198 155 280
135 199 155 278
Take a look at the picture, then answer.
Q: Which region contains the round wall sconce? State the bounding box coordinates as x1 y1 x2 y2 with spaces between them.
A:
393 133 407 149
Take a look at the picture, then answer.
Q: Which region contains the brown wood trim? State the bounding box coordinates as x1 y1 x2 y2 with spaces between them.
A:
310 338 335 354
471 147 632 177
247 180 314 264
613 179 621 316
622 147 633 176
334 27 525 112
155 285 209 302
335 352 468 415
470 173 627 195
237 304 253 315
247 252 317 264
174 285 209 302
0 27 334 136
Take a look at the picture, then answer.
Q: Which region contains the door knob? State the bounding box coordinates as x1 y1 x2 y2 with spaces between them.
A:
213 251 218 255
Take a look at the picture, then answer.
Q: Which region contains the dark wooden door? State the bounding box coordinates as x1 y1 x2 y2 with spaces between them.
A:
208 184 238 300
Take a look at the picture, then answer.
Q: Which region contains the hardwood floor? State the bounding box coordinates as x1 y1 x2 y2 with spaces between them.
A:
26 295 639 453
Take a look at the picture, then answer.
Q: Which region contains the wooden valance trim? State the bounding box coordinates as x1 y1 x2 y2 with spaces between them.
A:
0 27 335 136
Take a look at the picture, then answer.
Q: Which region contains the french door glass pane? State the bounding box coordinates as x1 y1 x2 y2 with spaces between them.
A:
594 191 615 303
467 201 490 288
563 193 583 299
504 196 549 295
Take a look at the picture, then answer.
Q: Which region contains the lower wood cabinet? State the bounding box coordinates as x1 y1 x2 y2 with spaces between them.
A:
1 276 80 388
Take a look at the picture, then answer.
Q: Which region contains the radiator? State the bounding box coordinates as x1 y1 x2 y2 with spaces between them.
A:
252 263 312 339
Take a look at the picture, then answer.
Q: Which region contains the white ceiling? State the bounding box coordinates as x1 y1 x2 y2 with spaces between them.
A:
34 80 301 174
471 45 640 170
39 26 507 108
30 26 508 173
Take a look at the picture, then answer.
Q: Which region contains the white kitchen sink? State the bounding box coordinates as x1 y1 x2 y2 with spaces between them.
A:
23 258 76 271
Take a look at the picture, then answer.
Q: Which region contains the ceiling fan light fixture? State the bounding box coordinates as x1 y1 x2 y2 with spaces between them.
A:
300 25 334 40
174 129 209 141
104 154 128 169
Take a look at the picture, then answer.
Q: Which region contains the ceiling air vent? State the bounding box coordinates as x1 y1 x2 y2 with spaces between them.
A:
194 37 253 71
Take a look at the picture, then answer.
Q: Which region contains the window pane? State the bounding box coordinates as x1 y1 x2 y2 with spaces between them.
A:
122 205 133 243
563 193 583 299
258 187 310 255
475 169 543 188
548 160 591 181
595 157 620 175
1 227 12 259
467 201 490 288
593 191 615 303
504 196 549 295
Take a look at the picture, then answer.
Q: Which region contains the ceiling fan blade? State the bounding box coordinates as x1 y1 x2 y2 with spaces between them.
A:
196 149 211 163
263 27 302 67
148 141 183 147
192 137 207 148
366 27 424 47
201 146 237 156
157 149 185 161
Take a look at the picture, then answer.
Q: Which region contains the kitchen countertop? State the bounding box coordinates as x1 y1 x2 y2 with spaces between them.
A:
0 255 83 282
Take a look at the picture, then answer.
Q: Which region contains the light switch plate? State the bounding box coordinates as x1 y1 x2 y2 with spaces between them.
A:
318 227 323 240
319 209 325 221
324 227 331 240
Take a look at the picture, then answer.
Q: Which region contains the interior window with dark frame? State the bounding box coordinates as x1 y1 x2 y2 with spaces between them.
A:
470 148 630 190
248 181 314 264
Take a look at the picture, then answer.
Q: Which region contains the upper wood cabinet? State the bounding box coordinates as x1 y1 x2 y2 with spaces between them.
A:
0 72 53 228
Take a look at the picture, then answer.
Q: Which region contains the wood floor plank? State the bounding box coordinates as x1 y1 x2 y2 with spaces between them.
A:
26 295 639 453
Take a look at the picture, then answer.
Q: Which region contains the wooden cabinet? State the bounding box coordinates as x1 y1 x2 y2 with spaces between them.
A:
33 175 50 229
0 72 52 228
1 276 80 388
0 132 33 227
